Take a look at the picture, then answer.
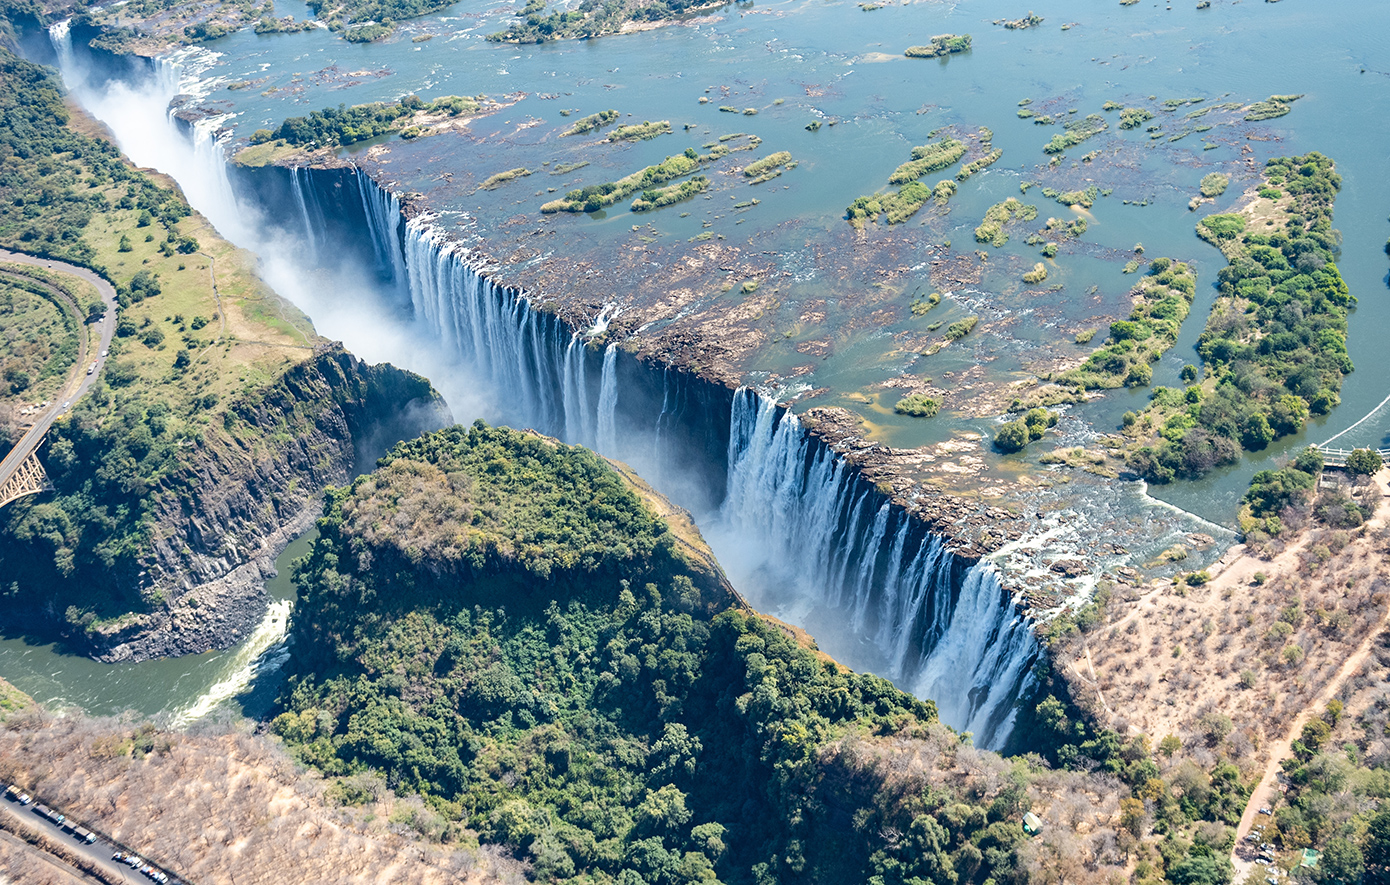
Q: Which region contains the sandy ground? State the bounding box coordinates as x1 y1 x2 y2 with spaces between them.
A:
1059 468 1390 875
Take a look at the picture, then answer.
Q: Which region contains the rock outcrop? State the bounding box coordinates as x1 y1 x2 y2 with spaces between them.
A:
86 344 451 662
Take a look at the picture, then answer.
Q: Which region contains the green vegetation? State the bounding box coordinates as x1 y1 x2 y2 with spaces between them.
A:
562 110 620 136
999 11 1043 29
0 272 81 406
944 315 978 340
847 137 968 225
608 120 672 143
271 423 981 885
888 138 967 185
480 168 533 190
1060 259 1197 391
1124 154 1352 483
488 0 721 43
249 95 480 149
957 148 1003 181
1043 113 1107 154
910 291 941 315
630 176 708 212
994 408 1056 452
1022 262 1048 284
1041 184 1101 208
1199 172 1229 198
904 33 971 58
542 154 701 213
893 393 940 417
300 0 461 40
550 161 590 175
974 198 1039 247
742 151 794 183
1118 107 1155 130
1245 94 1302 122
0 50 389 635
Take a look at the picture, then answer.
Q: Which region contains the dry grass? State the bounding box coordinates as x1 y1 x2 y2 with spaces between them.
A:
0 713 526 885
1059 470 1390 775
0 829 99 885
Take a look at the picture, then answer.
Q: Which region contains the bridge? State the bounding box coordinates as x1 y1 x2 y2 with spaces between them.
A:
0 249 118 510
1308 387 1390 469
1314 446 1390 469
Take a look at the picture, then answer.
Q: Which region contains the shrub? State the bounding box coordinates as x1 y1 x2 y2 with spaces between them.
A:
1345 448 1383 476
1199 172 1229 198
944 316 978 340
894 394 940 417
994 420 1030 453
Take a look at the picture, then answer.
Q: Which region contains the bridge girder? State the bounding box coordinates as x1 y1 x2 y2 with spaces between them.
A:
0 451 54 508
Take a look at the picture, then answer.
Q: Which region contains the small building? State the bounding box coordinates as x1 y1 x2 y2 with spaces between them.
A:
1023 812 1043 836
1300 848 1320 870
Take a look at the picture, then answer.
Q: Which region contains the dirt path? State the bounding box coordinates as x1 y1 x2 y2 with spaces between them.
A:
1229 470 1390 880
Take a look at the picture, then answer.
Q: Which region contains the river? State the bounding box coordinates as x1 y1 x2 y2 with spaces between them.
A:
5 0 1390 741
0 530 312 722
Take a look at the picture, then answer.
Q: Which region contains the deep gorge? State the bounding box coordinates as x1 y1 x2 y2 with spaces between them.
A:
44 30 1041 749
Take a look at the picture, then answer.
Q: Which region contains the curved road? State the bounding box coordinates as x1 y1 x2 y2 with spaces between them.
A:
0 249 118 496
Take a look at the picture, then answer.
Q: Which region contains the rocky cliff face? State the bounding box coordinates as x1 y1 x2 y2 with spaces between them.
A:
87 344 451 662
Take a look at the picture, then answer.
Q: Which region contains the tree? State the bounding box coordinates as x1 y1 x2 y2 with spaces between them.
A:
1168 853 1234 885
1243 413 1276 450
1346 448 1383 478
1363 809 1390 884
1119 798 1146 837
994 420 1030 453
1323 836 1365 885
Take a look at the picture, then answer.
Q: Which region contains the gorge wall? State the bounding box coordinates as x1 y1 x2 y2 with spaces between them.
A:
253 163 1041 748
39 26 1043 747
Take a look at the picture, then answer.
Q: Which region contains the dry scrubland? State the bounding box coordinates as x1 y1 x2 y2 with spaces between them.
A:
821 722 1144 885
0 834 93 885
0 712 524 885
1060 470 1390 775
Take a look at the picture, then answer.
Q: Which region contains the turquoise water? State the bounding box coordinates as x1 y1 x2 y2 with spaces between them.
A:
176 0 1390 522
0 530 313 718
7 0 1389 715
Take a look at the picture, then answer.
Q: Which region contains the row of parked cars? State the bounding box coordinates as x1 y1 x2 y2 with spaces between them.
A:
114 851 172 882
6 783 100 846
5 783 178 883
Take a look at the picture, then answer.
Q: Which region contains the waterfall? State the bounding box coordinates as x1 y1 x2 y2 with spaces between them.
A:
596 343 619 455
335 190 1042 748
355 167 409 290
719 388 1039 748
291 166 318 253
43 27 1041 746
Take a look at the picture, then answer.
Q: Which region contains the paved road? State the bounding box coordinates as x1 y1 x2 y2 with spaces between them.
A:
0 249 118 495
0 797 151 885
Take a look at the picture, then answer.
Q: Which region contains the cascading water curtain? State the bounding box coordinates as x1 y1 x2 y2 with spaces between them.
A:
722 388 1040 749
399 213 619 451
359 173 1040 748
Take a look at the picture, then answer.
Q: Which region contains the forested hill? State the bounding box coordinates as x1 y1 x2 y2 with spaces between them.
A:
276 424 978 885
